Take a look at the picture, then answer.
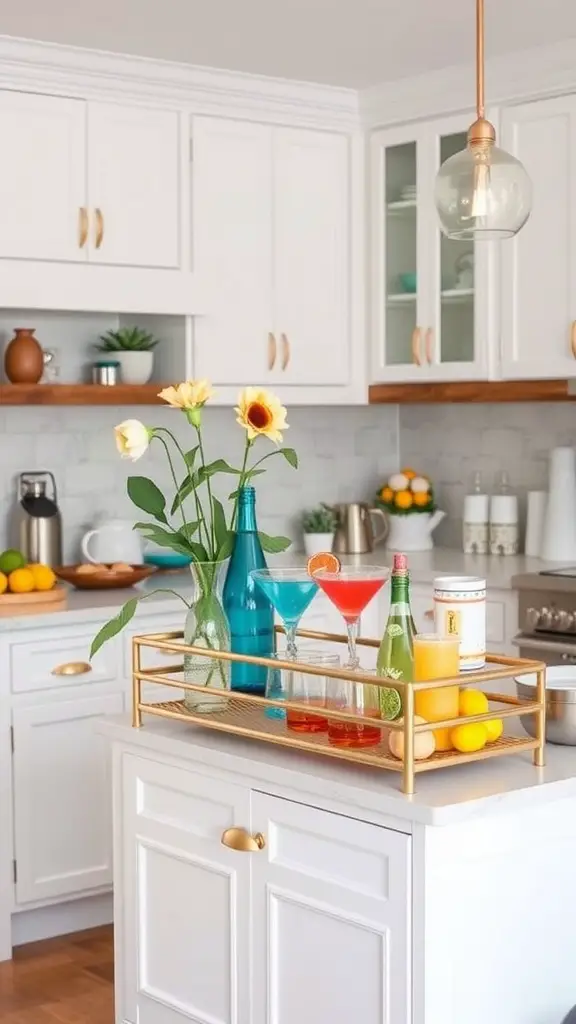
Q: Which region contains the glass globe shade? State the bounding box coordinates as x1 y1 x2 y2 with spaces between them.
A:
435 142 532 240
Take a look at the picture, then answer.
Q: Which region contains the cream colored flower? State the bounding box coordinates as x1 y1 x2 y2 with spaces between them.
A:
235 387 289 444
158 379 214 410
388 472 409 491
114 420 151 461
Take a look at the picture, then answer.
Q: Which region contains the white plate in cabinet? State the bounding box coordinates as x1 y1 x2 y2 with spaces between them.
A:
9 628 117 694
118 755 251 1024
12 692 123 904
250 791 411 1024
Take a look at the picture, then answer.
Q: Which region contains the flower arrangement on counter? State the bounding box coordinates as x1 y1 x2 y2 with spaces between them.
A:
376 468 436 516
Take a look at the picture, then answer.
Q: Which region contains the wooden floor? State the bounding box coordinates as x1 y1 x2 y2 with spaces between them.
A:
0 926 114 1023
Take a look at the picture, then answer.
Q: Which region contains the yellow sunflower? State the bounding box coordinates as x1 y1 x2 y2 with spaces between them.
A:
158 379 214 410
235 387 288 444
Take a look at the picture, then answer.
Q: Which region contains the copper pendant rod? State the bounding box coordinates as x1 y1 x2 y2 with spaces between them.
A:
476 0 485 119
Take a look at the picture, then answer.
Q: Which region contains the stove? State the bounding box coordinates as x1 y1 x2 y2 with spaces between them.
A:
512 568 576 664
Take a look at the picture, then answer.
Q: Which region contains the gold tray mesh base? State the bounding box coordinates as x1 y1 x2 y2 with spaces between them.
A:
138 696 540 775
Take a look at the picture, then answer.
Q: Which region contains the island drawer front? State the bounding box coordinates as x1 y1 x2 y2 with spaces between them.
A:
9 625 118 693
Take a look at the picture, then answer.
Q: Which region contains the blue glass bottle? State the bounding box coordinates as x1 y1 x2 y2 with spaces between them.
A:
223 486 274 694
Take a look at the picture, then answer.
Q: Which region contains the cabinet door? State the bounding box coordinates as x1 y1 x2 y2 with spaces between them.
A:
273 128 350 385
192 116 274 384
371 124 429 382
0 91 86 262
251 791 411 1024
87 102 180 268
501 96 576 379
12 692 123 904
118 755 250 1024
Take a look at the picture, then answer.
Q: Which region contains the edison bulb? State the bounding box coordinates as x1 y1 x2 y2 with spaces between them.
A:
435 143 532 240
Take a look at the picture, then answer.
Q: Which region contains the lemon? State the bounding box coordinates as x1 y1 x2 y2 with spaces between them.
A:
0 549 26 574
485 719 504 743
459 688 489 716
451 723 488 753
29 564 56 591
0 572 7 596
8 568 35 594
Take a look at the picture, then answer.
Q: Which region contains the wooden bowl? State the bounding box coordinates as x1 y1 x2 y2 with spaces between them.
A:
54 564 157 590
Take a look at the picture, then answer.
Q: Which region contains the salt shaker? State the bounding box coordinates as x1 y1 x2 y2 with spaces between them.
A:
489 471 519 555
463 471 489 554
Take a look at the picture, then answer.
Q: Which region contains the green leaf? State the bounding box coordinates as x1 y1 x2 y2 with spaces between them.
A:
127 476 167 524
211 497 228 549
90 598 138 658
184 445 199 468
182 521 199 543
188 541 210 562
280 447 298 469
171 477 195 516
217 531 235 561
133 523 193 557
196 459 240 484
258 532 292 554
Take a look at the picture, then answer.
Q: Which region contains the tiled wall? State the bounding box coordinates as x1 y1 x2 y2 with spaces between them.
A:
0 404 399 561
399 402 575 548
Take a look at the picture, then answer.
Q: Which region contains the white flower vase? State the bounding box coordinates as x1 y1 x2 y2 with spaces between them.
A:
117 350 154 385
303 532 334 556
385 511 446 552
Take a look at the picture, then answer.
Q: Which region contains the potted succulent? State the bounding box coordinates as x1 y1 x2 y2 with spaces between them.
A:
96 326 160 385
302 505 338 556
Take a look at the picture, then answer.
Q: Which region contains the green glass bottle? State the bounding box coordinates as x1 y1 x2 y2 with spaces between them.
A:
377 553 416 719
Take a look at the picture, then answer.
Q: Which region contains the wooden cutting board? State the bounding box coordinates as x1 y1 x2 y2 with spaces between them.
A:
0 585 67 617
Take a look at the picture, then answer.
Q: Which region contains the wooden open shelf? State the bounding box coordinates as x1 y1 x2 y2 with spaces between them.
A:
368 379 574 404
0 383 168 405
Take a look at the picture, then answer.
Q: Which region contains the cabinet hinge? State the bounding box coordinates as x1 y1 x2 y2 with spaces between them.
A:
10 725 13 753
189 138 194 162
12 860 17 885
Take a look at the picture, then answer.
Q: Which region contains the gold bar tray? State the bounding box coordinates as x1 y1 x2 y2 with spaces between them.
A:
132 627 546 795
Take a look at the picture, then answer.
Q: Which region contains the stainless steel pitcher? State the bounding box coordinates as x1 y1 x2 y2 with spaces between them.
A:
17 471 62 567
331 502 388 555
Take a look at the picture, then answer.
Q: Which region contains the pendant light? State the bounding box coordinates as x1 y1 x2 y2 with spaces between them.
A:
434 0 532 240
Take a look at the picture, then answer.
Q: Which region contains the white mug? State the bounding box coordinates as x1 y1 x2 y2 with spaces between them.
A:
81 518 143 565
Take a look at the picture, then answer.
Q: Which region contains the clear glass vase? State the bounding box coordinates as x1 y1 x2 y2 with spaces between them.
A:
184 561 231 714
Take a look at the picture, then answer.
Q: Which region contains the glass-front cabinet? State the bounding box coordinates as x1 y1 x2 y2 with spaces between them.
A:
370 113 496 383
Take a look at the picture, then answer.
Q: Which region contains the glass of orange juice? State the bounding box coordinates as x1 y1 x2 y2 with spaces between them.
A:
413 633 460 751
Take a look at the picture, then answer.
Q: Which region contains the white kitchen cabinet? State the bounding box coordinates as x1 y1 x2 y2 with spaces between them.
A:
192 115 351 389
250 791 411 1024
11 691 123 904
0 91 86 262
371 113 495 384
501 95 576 379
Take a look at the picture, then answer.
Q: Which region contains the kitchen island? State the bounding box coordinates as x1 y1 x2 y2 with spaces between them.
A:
104 713 576 1024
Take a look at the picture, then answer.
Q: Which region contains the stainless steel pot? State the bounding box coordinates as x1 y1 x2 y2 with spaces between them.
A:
516 666 576 745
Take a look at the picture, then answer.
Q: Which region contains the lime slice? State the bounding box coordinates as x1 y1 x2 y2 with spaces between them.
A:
379 687 402 721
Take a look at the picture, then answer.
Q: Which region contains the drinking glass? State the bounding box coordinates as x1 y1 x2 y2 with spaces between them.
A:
285 651 340 733
251 568 318 659
413 633 460 751
327 669 382 749
314 567 390 669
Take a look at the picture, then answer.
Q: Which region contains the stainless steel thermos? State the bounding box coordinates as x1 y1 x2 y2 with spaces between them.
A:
16 472 62 567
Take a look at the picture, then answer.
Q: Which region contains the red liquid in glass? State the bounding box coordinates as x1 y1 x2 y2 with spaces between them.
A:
327 710 382 748
316 577 385 621
286 701 328 733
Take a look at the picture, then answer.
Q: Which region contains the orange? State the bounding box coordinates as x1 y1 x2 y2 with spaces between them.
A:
0 572 7 595
413 491 430 507
395 490 413 510
29 564 56 591
380 486 394 503
401 468 417 480
307 551 341 577
8 567 35 594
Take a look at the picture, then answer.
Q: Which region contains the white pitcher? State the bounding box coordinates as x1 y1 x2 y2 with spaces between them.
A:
385 510 446 552
81 518 143 565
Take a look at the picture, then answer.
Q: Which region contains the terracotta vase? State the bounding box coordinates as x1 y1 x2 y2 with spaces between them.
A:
4 328 44 384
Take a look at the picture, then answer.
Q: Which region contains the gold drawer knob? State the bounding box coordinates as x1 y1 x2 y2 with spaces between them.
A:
424 609 434 620
221 827 266 852
51 661 92 677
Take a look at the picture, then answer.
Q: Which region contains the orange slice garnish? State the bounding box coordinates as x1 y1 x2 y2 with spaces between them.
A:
307 551 341 577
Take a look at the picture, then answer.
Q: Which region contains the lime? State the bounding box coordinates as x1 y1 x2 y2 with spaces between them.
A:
379 687 402 721
0 549 26 574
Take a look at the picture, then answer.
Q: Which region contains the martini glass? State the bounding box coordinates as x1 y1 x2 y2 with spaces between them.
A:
250 568 319 659
314 567 390 670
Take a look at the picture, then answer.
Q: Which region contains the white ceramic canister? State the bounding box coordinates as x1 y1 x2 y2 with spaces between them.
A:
489 494 519 556
463 493 489 555
433 575 486 672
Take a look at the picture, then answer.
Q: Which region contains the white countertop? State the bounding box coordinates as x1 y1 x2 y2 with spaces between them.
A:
99 712 576 827
0 548 550 632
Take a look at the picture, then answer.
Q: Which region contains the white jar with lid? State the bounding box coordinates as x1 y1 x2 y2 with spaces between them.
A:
433 576 486 671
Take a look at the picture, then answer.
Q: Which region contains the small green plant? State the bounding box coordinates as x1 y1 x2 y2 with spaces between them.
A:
96 326 160 352
302 505 337 534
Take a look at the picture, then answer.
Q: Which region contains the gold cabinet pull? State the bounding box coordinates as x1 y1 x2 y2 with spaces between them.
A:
281 332 291 371
571 321 576 359
94 208 104 249
411 327 422 366
424 609 434 620
221 827 266 852
267 332 277 371
51 661 92 677
78 207 88 249
425 327 434 364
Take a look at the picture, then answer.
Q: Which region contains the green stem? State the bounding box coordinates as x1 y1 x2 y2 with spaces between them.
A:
231 439 252 531
195 426 216 560
154 435 188 538
139 588 191 609
154 426 210 554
